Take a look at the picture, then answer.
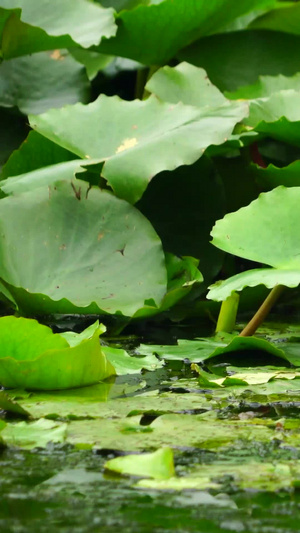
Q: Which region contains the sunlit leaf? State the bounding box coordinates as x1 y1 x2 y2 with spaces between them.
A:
104 447 175 479
0 317 114 390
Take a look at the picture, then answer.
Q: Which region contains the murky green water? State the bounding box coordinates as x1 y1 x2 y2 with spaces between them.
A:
2 323 300 532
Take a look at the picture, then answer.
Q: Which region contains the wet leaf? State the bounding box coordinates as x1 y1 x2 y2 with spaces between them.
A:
104 447 175 480
1 418 67 449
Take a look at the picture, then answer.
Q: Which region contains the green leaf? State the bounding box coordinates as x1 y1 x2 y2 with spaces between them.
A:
250 2 300 35
245 91 300 147
138 332 288 364
97 0 277 65
0 181 167 317
146 62 227 107
226 72 300 100
0 159 101 195
0 390 30 417
208 186 300 300
29 93 247 204
195 365 300 388
104 447 175 479
0 51 90 115
1 418 67 449
103 346 164 375
0 108 28 170
254 161 300 189
0 0 117 58
132 254 203 319
1 131 75 179
70 49 112 81
179 30 300 92
0 317 114 390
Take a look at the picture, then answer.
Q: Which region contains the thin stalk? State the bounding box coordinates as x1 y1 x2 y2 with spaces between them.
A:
216 292 240 333
239 284 285 337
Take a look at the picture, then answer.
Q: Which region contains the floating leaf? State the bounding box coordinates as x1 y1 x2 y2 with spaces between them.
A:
0 317 114 390
1 418 67 449
29 93 246 204
0 390 30 417
208 186 300 301
0 181 167 317
138 333 288 364
0 51 90 115
97 0 276 65
194 366 300 388
0 0 116 58
104 447 175 480
103 346 164 375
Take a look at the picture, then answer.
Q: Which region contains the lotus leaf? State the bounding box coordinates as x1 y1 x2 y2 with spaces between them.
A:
179 30 300 91
97 0 276 65
208 186 300 301
0 181 167 316
29 93 246 204
104 447 175 480
0 51 90 115
0 0 116 58
1 418 67 448
0 316 114 390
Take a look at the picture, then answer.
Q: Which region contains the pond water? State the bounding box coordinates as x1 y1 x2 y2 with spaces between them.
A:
2 323 300 532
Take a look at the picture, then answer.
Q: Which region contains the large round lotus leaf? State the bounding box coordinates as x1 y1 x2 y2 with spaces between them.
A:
0 0 116 59
208 186 300 300
29 94 247 204
96 0 276 65
0 317 114 390
0 181 167 316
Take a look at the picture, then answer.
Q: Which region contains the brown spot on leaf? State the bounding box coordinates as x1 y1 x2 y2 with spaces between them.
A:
98 232 104 241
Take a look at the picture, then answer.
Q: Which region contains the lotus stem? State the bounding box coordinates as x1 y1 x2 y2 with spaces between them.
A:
216 291 240 333
239 284 285 337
